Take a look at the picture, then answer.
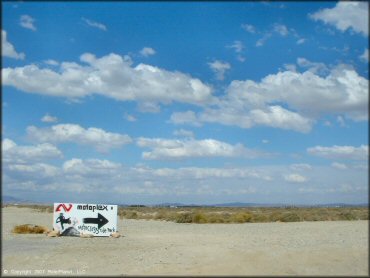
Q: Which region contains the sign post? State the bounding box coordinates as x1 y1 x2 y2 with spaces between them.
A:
53 203 118 237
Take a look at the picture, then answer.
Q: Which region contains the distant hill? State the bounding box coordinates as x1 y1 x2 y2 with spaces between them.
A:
2 195 47 205
3 195 25 203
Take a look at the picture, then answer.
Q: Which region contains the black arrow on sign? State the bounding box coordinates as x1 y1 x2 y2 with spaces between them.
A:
83 213 109 229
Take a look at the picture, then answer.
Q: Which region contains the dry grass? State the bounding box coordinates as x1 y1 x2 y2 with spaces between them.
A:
5 204 368 224
12 224 50 234
4 204 54 213
118 206 369 224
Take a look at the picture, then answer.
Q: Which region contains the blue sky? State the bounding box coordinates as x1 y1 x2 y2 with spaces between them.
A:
2 1 369 205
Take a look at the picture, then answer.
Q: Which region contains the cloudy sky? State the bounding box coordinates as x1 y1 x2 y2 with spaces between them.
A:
2 1 368 205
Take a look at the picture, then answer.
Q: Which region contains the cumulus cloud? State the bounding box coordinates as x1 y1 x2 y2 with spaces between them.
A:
137 137 265 160
296 57 328 75
2 138 62 164
20 15 36 31
310 2 368 36
307 145 369 160
3 156 366 203
2 52 213 107
63 158 121 176
7 163 59 180
208 60 231 80
2 30 25 60
172 63 368 132
41 113 58 123
140 47 156 57
44 59 59 66
27 123 132 152
284 173 307 183
82 17 107 31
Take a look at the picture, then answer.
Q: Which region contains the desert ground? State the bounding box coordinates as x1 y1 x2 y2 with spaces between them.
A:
2 207 368 276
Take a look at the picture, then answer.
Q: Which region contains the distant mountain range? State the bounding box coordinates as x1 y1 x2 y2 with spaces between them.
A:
137 202 369 208
2 195 44 204
3 195 368 207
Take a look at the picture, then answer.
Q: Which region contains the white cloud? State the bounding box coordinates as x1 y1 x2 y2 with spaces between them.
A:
2 138 62 164
256 33 272 47
63 158 121 176
136 138 265 160
2 30 25 60
208 60 231 80
27 123 132 152
139 166 272 181
44 59 59 66
170 111 202 126
256 23 305 47
336 115 347 127
359 49 369 63
241 24 256 33
307 145 369 160
284 173 307 183
290 163 312 171
228 40 244 53
310 2 368 36
273 23 289 36
140 47 156 57
173 129 194 138
171 63 368 132
2 52 213 107
296 57 328 75
20 15 36 31
236 55 246 62
124 113 137 122
296 38 306 45
41 113 58 123
82 17 107 31
331 162 348 170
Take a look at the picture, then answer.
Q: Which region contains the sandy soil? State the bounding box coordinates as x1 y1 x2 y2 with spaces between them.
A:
2 207 368 276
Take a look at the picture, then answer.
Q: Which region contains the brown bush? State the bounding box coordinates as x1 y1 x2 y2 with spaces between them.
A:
12 224 50 234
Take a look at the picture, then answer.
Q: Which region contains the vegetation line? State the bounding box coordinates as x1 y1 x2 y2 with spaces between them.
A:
4 204 368 224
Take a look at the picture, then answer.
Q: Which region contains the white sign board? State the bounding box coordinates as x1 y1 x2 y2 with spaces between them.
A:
53 203 118 237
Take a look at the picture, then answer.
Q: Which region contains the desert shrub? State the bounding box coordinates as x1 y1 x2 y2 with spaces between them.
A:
339 212 356 221
207 214 225 223
279 213 301 222
231 212 253 223
12 224 49 234
154 211 168 220
192 213 207 223
114 206 368 223
175 212 193 223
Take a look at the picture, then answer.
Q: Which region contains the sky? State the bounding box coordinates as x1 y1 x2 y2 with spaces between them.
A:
2 1 369 205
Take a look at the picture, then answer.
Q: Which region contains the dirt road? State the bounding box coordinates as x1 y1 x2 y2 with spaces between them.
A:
2 207 368 276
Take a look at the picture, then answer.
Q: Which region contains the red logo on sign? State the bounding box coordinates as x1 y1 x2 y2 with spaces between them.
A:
55 204 73 212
